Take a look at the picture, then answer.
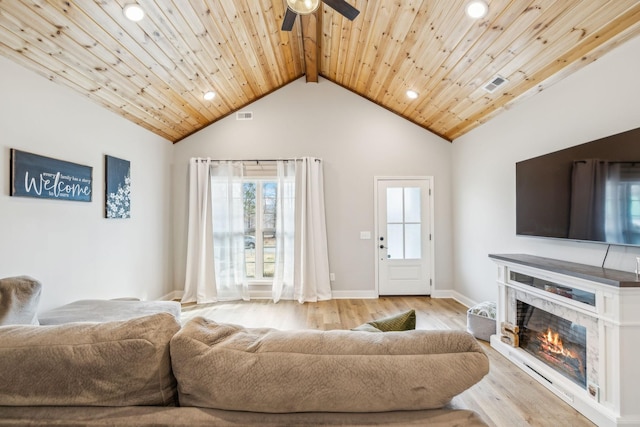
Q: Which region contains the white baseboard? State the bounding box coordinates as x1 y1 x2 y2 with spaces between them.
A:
248 290 380 300
249 289 273 299
331 290 379 299
161 288 477 307
158 290 183 301
162 289 380 301
431 289 477 308
430 289 453 299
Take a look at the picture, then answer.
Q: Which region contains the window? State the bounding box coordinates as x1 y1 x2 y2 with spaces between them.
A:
243 180 277 279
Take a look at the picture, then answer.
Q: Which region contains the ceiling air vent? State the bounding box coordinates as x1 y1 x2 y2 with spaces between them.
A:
236 111 253 120
483 75 508 93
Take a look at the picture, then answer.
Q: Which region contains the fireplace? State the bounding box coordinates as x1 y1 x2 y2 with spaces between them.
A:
517 301 587 388
489 253 640 427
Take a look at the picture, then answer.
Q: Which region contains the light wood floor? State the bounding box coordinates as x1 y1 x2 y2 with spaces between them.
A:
180 297 595 427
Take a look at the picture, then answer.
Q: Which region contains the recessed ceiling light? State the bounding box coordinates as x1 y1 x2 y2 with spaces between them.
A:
203 91 216 101
466 1 488 19
123 4 145 22
406 90 419 99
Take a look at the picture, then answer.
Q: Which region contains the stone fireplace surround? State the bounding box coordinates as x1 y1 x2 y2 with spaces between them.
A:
489 254 640 427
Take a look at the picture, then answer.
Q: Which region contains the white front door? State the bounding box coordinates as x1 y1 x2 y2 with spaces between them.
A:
376 178 432 295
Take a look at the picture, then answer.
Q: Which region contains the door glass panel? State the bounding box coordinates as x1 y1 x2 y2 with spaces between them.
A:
385 185 423 260
404 187 421 223
387 188 403 222
405 224 421 259
387 224 403 259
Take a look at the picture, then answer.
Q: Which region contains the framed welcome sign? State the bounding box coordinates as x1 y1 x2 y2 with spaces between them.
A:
10 149 92 202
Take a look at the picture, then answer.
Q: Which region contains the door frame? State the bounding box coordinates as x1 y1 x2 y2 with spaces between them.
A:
373 176 435 296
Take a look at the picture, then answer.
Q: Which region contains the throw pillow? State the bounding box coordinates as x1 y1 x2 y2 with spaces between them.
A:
352 309 416 332
0 275 42 326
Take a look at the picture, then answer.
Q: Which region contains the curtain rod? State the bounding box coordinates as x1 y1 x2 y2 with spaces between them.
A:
194 158 321 163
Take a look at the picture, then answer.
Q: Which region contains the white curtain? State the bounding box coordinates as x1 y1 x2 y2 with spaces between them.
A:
272 161 296 302
182 158 217 304
273 158 332 303
183 159 248 303
210 162 249 301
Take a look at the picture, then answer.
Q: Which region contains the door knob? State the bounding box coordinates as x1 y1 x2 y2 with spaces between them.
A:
380 244 385 249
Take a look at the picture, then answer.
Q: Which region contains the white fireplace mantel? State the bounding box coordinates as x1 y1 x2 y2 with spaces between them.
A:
489 254 640 427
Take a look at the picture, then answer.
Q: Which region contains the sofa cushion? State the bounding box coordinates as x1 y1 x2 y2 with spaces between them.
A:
0 276 42 326
170 317 489 413
0 312 180 407
38 299 181 325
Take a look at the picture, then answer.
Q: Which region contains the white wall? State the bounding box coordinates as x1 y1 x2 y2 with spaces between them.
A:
452 35 640 304
172 78 453 297
8 31 635 311
0 57 174 312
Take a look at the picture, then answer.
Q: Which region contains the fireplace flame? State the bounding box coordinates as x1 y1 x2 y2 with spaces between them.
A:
539 327 576 359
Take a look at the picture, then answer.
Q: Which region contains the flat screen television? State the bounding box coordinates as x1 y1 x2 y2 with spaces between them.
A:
516 126 640 247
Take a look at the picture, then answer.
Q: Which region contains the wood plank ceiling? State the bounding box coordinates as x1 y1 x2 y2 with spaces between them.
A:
0 1 639 143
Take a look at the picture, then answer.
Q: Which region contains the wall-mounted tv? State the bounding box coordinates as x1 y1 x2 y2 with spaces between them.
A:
516 126 640 247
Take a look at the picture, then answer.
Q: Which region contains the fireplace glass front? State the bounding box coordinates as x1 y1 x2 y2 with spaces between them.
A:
517 301 587 388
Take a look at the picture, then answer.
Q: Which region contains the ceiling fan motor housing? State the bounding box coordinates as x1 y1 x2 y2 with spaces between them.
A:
281 0 360 31
287 0 321 15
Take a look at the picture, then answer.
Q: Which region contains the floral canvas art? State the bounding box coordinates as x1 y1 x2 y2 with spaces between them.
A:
105 155 130 218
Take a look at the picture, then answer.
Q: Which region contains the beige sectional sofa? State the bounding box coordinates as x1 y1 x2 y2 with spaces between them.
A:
0 277 490 426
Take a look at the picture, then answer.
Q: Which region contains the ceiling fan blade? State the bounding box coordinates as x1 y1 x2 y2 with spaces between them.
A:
322 0 360 21
282 8 297 31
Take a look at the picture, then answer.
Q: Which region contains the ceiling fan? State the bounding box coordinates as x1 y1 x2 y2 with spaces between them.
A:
282 0 360 31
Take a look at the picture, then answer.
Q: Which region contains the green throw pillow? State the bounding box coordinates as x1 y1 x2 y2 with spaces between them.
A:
351 309 416 332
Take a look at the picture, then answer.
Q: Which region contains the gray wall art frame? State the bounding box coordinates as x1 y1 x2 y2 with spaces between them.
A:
10 149 92 202
105 155 131 219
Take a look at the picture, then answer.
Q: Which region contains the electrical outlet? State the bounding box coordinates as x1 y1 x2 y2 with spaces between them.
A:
330 273 335 281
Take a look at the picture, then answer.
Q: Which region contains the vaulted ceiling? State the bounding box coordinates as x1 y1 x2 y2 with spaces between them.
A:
0 1 639 143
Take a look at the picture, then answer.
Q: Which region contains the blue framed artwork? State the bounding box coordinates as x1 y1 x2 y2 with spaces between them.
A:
105 155 131 219
10 149 92 202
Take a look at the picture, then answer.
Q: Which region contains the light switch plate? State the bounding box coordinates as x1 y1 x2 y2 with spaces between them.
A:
360 231 371 240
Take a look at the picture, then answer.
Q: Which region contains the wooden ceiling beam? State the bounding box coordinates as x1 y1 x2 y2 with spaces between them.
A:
301 7 322 83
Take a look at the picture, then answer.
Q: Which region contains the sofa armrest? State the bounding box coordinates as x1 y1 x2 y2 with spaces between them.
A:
0 313 180 407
